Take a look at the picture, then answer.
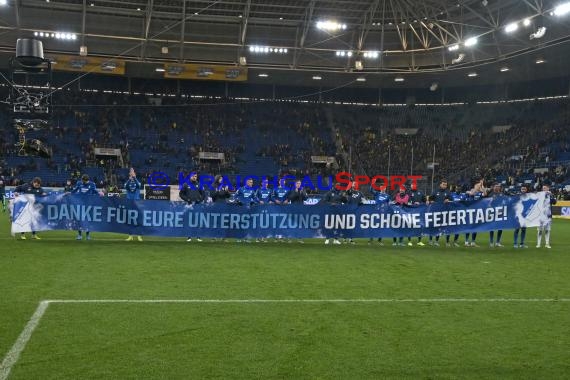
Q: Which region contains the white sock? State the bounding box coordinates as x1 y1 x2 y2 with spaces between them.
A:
545 229 551 245
537 228 542 246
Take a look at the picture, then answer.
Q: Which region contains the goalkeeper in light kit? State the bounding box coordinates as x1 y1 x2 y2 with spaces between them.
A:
14 177 47 239
537 184 557 249
124 168 143 241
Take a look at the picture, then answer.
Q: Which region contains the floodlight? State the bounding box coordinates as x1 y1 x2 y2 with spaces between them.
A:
464 37 478 47
505 22 518 33
553 2 570 16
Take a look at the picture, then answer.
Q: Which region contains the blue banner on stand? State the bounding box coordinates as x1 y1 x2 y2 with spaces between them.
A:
10 192 552 239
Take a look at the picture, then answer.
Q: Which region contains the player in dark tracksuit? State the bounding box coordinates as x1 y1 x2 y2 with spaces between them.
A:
179 172 205 242
288 179 309 243
344 181 363 244
210 175 231 204
63 179 74 193
369 188 390 245
320 185 347 245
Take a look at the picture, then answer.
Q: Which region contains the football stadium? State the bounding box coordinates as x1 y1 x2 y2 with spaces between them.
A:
1 0 570 378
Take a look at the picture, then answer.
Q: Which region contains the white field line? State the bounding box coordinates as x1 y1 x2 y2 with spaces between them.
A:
1 297 570 379
47 298 570 303
0 301 49 380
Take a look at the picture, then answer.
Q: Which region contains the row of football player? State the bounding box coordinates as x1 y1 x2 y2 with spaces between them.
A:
10 173 556 246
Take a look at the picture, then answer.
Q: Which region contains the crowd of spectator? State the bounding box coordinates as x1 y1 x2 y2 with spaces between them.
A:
0 90 569 193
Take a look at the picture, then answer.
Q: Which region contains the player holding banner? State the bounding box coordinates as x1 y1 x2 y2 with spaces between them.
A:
513 185 529 248
344 180 363 244
487 183 504 247
14 177 47 239
369 186 390 246
428 179 452 246
408 186 426 246
464 178 486 247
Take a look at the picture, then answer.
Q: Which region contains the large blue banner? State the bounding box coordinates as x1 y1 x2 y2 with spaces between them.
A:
10 192 552 238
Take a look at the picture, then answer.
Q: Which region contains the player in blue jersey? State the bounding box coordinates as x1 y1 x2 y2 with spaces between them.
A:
447 187 465 247
513 185 529 248
235 178 259 242
271 177 292 242
272 177 291 205
487 183 504 247
428 179 452 246
124 168 143 242
71 174 98 240
368 186 390 245
235 178 259 206
255 178 274 242
256 178 274 205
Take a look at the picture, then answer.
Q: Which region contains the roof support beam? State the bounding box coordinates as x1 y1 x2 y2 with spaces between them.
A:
292 0 315 69
141 0 154 60
179 0 186 62
357 0 380 51
240 0 251 46
460 2 497 28
14 0 20 32
81 0 86 45
521 0 539 13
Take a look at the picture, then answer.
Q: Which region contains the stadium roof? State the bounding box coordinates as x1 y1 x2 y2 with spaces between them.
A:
1 0 570 88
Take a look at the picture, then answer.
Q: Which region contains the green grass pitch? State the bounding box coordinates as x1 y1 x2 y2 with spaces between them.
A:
1 213 569 379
